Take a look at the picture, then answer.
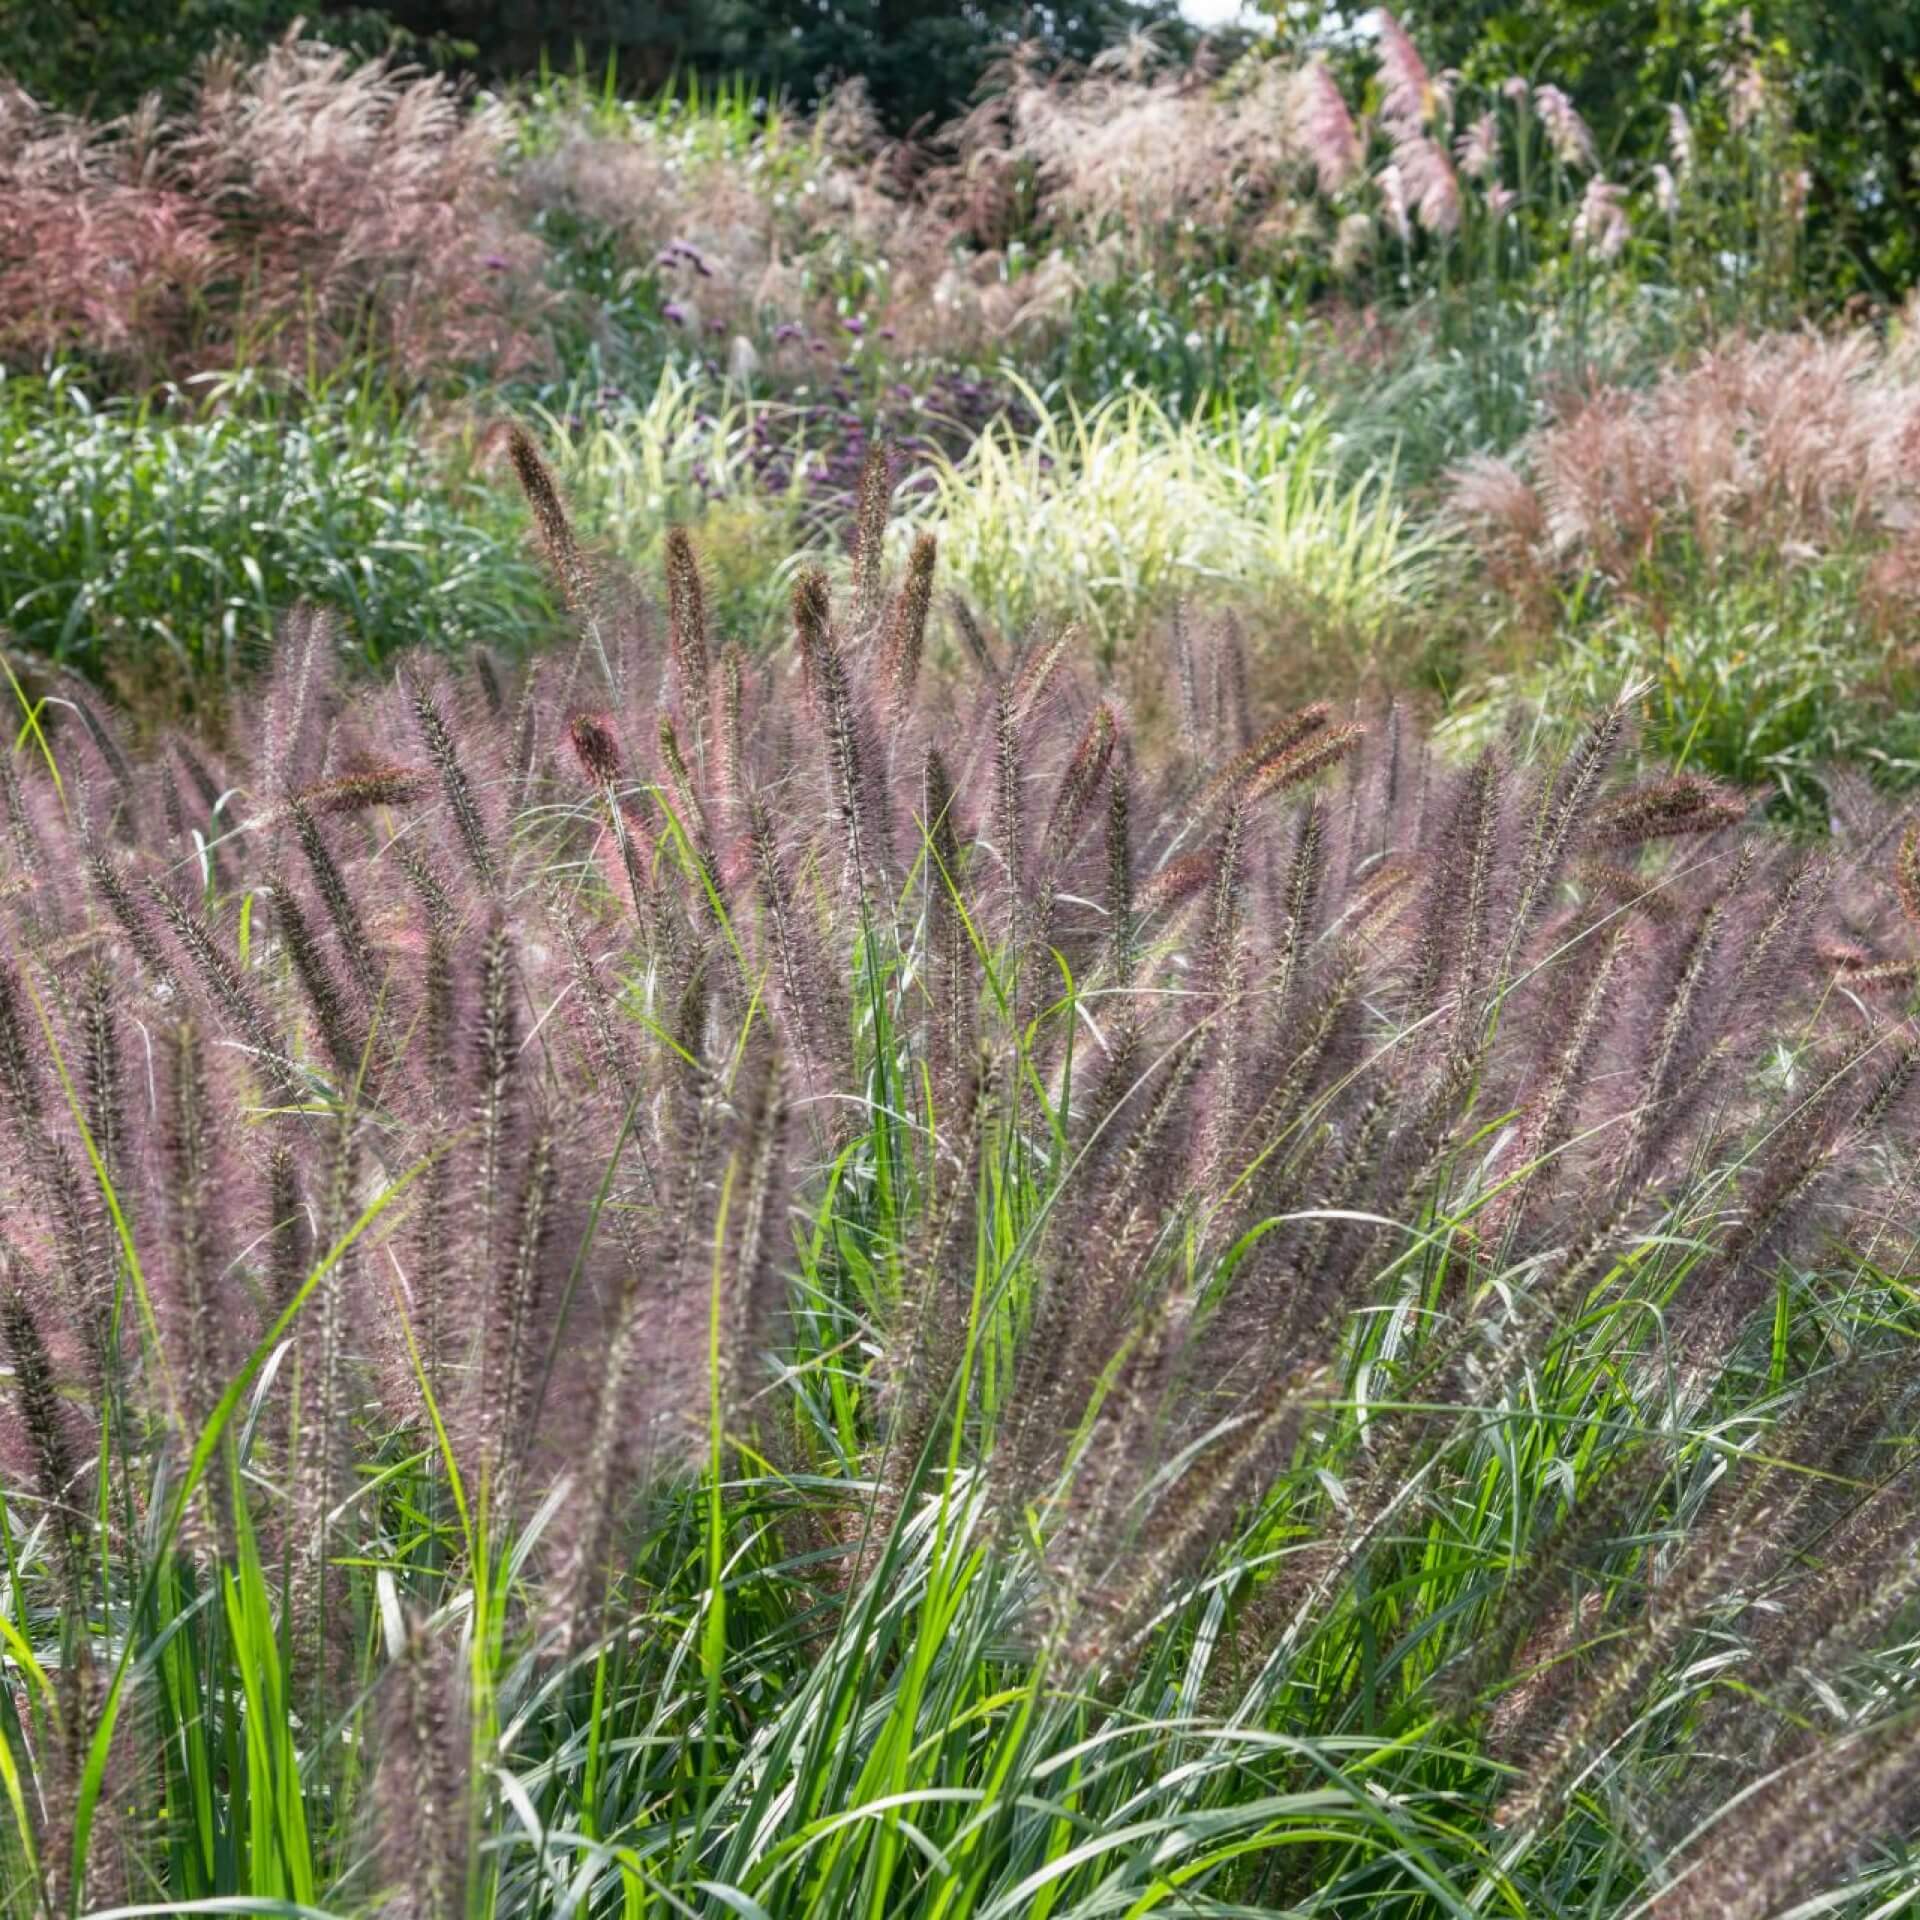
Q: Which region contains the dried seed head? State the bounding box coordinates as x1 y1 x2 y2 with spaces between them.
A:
882 531 937 709
665 525 712 750
1043 702 1119 867
403 665 497 894
1245 722 1364 805
375 1615 472 1920
1896 820 1920 928
77 960 124 1187
147 881 297 1106
1138 849 1216 920
852 441 893 631
1105 744 1134 976
290 764 431 818
509 425 590 611
1577 857 1681 922
567 712 624 789
1186 702 1330 821
290 797 379 1000
1 1277 88 1607
793 569 880 903
1588 773 1746 847
949 592 997 678
791 568 834 677
271 867 361 1079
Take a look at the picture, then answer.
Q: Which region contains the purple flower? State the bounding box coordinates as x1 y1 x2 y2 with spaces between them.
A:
483 254 511 272
843 314 865 335
662 301 687 327
879 325 897 341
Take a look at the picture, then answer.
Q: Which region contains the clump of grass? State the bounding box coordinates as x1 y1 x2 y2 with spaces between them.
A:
1457 563 1920 821
1448 330 1920 600
0 433 1916 1918
0 365 555 698
0 36 548 386
907 379 1436 663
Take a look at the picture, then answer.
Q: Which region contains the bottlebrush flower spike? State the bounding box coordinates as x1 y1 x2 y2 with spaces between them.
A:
1896 821 1920 926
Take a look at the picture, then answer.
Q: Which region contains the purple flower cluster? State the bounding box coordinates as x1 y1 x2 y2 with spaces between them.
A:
578 353 1034 536
733 367 1036 537
653 239 715 280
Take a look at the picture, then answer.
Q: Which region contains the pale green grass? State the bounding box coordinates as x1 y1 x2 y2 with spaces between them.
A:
906 381 1442 662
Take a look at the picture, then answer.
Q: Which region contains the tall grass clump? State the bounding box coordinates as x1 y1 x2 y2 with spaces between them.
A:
0 35 548 386
910 381 1436 662
0 367 554 697
0 433 1916 1918
1446 326 1920 809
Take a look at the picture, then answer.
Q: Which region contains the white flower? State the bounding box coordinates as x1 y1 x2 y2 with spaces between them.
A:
1399 134 1461 236
1667 102 1694 177
1293 61 1364 197
1379 163 1411 245
1332 211 1374 273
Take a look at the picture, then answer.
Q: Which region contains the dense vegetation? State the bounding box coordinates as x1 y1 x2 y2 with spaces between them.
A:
3 8 1920 1918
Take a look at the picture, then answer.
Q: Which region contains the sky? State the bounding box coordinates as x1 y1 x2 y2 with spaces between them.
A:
1180 0 1256 24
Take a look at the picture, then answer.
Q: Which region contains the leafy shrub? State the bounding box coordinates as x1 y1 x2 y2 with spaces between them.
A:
0 369 554 695
508 68 1085 382
4 437 1919 1915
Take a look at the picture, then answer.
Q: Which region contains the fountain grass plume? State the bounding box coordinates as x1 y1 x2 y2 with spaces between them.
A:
0 431 1913 1917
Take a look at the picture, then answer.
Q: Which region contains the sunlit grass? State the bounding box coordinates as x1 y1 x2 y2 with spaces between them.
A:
908 381 1442 663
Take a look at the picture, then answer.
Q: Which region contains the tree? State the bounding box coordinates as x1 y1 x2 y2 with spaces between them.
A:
357 0 1201 127
689 1 1198 129
6 0 1194 128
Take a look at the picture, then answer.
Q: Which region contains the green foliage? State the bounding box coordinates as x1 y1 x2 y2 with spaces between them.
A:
1483 566 1920 822
529 366 816 639
906 379 1438 662
373 0 1207 129
1041 268 1308 414
0 0 411 112
692 0 1198 129
0 368 554 697
1264 0 1920 299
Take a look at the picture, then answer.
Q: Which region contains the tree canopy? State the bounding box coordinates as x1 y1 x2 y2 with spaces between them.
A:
6 0 1202 128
